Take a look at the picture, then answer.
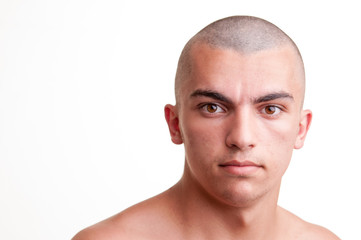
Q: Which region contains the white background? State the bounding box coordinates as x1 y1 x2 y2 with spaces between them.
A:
1 0 360 239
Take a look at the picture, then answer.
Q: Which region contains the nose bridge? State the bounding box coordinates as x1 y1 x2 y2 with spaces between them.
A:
226 106 256 150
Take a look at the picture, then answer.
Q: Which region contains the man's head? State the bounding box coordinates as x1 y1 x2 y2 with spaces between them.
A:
175 16 305 108
165 16 312 207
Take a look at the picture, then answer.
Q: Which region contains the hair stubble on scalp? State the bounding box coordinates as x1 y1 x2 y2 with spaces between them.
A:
174 16 305 108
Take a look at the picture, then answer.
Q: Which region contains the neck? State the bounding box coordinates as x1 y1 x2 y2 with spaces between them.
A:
170 166 282 240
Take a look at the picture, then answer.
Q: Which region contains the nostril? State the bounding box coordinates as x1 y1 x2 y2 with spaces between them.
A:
228 143 255 150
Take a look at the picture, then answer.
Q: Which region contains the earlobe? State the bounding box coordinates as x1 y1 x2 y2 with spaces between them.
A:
294 109 312 149
164 104 183 145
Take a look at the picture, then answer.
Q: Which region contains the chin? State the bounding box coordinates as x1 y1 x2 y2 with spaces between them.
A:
215 183 272 208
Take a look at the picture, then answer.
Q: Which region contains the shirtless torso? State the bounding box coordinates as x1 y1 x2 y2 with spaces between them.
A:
73 183 339 240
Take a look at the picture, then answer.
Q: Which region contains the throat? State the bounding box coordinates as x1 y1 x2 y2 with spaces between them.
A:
171 171 281 239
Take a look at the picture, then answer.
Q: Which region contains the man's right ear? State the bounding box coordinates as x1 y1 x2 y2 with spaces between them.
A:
164 104 183 144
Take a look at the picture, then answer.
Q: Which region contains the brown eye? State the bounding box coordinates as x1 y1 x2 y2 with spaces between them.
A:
207 104 218 113
263 105 281 115
200 103 225 114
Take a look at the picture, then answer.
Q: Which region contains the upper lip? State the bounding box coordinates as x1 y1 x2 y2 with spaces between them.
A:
219 160 260 167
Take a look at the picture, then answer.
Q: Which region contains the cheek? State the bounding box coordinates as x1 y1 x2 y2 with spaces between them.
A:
182 118 222 156
262 118 299 171
264 113 299 146
179 115 226 169
274 123 298 148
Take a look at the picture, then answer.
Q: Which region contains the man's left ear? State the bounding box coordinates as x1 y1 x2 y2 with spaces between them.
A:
294 109 312 149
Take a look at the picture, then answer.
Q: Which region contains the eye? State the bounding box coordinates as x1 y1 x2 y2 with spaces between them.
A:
262 105 281 115
201 104 225 113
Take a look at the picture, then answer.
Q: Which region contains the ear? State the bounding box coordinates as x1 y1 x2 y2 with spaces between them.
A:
164 104 183 145
294 109 312 149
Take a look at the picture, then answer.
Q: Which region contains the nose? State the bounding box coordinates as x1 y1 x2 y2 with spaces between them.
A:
225 110 256 151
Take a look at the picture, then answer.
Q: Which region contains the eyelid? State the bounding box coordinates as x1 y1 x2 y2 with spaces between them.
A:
259 102 286 110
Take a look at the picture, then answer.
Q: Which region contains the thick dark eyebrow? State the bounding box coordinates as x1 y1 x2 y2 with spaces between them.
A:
190 89 232 104
254 92 294 104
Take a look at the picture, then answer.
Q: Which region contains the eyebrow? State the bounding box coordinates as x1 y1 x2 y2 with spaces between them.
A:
190 89 232 104
253 92 294 104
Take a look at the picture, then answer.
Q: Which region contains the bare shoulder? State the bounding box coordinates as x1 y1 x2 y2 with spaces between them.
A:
72 190 179 240
278 207 340 240
71 218 126 240
71 213 140 240
302 223 340 240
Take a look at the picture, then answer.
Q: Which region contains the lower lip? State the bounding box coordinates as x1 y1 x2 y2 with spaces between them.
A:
219 165 261 176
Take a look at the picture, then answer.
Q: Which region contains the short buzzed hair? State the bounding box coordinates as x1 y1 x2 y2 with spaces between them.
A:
175 16 305 105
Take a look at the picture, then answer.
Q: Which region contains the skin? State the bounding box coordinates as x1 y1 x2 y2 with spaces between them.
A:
72 43 340 240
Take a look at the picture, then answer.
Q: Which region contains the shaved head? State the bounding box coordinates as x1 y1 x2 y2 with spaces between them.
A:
175 16 305 106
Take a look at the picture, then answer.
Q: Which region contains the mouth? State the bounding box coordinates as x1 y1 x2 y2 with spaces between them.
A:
218 160 262 176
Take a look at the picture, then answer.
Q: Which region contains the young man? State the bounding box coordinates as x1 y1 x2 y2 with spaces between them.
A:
73 16 339 240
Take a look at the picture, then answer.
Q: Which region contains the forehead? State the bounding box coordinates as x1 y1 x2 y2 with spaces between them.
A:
182 43 303 105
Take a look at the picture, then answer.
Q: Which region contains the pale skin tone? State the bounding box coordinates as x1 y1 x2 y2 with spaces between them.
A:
73 43 340 240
